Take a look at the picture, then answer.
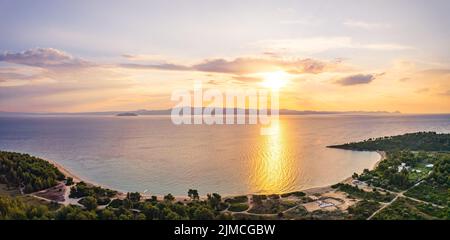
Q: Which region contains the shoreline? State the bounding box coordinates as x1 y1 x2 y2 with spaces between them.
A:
45 158 83 183
301 150 385 195
46 150 387 201
374 150 386 169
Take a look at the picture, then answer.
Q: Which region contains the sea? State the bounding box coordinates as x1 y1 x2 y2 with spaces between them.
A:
0 114 449 195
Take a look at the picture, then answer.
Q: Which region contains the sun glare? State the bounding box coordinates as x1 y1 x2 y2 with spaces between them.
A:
262 71 288 90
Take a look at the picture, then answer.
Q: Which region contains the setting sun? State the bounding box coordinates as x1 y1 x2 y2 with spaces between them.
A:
0 0 448 225
262 71 289 90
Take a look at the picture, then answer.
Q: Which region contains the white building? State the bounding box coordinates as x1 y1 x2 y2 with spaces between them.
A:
398 163 411 172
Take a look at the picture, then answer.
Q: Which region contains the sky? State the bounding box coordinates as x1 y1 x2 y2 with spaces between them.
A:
0 0 449 113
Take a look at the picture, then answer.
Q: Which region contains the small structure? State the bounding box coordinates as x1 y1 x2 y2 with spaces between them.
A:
398 163 410 172
425 164 434 168
318 201 335 208
352 180 362 185
309 195 319 201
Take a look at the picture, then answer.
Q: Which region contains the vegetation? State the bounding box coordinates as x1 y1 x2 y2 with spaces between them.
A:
0 191 235 220
224 195 248 204
127 192 141 202
402 155 450 206
404 181 448 206
69 182 117 199
207 193 228 211
332 133 449 193
65 177 73 186
308 210 348 220
251 194 267 204
282 206 309 219
330 132 449 220
163 193 174 202
0 195 55 220
0 182 20 196
347 200 381 220
1 131 448 220
329 132 450 151
355 151 444 191
67 182 118 207
233 213 277 220
331 183 394 202
0 151 64 193
280 191 306 198
188 189 199 200
248 198 296 214
372 197 448 220
78 196 98 210
228 203 249 212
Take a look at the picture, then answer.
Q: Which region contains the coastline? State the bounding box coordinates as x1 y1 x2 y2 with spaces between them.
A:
374 150 386 169
302 150 385 195
45 158 82 183
46 150 387 201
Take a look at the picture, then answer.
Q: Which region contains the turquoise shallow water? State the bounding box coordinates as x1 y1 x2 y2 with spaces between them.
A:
0 114 449 195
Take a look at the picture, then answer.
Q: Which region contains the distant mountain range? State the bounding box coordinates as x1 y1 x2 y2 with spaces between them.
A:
0 108 402 116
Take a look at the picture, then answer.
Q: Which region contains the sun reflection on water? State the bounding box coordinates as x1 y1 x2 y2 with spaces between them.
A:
249 118 296 194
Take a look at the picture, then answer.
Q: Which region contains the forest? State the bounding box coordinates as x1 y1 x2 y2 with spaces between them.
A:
0 151 65 193
329 132 450 151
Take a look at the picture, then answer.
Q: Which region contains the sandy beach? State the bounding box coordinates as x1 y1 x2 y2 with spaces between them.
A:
44 150 387 201
293 150 385 196
374 151 387 169
45 158 82 183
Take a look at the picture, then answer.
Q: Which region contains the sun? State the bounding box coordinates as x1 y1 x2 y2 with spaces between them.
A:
262 71 289 90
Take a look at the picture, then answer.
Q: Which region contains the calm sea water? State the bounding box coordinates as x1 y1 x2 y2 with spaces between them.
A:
0 114 449 195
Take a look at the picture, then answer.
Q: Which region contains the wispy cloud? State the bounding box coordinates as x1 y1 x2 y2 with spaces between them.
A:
399 77 410 82
279 19 311 25
119 63 190 71
335 74 376 86
119 57 333 75
121 53 172 62
0 72 31 81
192 57 328 75
279 17 322 26
421 68 450 75
253 37 412 54
415 88 429 93
441 90 450 96
0 48 91 68
1 48 338 79
232 76 262 83
343 19 391 29
2 47 448 113
364 44 413 51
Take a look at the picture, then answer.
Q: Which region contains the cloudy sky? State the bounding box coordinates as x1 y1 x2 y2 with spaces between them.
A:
0 0 449 113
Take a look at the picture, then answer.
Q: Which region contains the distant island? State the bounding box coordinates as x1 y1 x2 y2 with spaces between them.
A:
0 132 448 220
0 108 402 116
116 112 138 117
